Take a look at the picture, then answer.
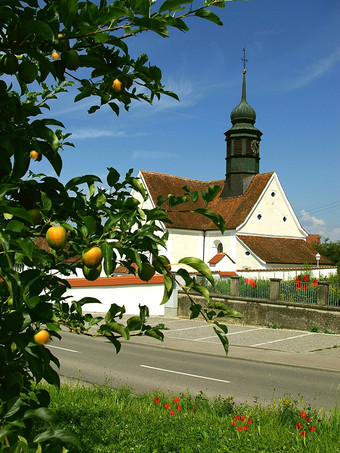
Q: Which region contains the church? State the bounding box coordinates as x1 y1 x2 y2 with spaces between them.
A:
133 68 335 279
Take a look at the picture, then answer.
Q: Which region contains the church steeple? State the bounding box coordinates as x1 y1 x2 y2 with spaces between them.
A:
220 52 262 198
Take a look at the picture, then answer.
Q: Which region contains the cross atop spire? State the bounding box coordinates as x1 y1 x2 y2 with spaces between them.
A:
241 47 248 73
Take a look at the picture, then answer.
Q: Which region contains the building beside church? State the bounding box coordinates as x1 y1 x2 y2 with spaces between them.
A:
133 69 335 280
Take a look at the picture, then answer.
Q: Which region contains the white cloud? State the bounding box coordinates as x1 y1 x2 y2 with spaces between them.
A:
132 150 176 159
71 129 127 139
328 228 340 242
300 209 327 236
283 47 340 91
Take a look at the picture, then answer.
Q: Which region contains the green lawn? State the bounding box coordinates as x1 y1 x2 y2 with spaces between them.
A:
41 383 340 452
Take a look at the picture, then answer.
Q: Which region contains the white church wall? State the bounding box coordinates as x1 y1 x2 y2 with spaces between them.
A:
236 237 265 270
237 267 337 280
64 277 166 315
238 173 307 238
167 228 203 270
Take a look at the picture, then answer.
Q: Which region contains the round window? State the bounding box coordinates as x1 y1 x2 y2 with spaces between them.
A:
257 214 262 220
283 216 287 222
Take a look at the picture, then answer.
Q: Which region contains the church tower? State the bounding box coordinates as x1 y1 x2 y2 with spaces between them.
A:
220 62 263 198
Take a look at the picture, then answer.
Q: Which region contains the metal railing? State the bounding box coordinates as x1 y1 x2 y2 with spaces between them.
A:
239 278 270 300
205 276 339 307
328 283 340 307
279 280 318 305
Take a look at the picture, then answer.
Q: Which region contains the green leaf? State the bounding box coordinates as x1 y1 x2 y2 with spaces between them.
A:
65 175 102 191
159 0 193 13
100 5 128 24
160 273 173 304
59 0 79 27
76 297 102 306
127 316 143 331
4 397 23 419
23 407 56 425
0 183 17 199
101 242 115 276
213 321 229 355
26 296 40 309
33 429 82 450
178 257 214 285
194 208 225 233
5 220 25 233
18 238 34 261
194 9 223 25
81 215 97 235
192 283 210 302
201 184 222 202
106 321 130 340
106 334 122 353
144 328 164 341
107 167 120 187
130 177 146 200
189 303 201 319
105 303 125 323
139 304 149 323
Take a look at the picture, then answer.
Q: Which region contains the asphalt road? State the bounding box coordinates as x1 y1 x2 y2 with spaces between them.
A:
49 330 340 410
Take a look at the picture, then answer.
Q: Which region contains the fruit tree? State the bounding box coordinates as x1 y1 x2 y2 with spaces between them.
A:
0 0 243 450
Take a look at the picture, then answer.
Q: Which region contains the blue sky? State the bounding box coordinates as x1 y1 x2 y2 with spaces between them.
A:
31 0 340 240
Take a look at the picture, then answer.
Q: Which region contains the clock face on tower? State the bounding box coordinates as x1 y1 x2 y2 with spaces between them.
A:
250 140 260 155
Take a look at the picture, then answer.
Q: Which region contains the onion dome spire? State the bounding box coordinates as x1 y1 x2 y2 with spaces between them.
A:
220 49 263 198
230 69 257 125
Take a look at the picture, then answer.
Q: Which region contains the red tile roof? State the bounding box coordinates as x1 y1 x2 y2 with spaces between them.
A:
306 234 320 245
208 253 225 264
141 170 274 230
237 235 333 265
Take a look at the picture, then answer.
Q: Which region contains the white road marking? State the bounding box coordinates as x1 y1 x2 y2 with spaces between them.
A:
48 345 79 353
193 327 265 341
250 333 314 347
167 325 211 332
140 365 230 384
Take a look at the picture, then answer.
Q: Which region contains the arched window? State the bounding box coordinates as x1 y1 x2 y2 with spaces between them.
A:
217 243 223 253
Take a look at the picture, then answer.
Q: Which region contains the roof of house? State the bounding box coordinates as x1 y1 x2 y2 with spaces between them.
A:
237 235 333 265
140 170 274 230
208 253 225 264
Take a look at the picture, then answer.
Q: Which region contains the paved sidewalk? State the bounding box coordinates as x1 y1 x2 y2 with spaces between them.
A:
90 313 340 373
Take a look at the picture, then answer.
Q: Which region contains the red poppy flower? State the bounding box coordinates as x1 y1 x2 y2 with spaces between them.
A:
154 397 160 404
310 426 316 432
302 284 308 291
303 276 309 282
176 405 181 411
300 430 306 437
296 277 301 283
247 418 252 424
234 414 240 420
300 411 306 418
251 281 257 288
305 416 311 423
245 278 249 284
296 283 301 290
312 279 318 286
240 415 245 421
244 425 249 431
237 426 242 432
169 410 174 416
232 421 237 426
173 397 179 403
296 423 302 429
164 403 170 409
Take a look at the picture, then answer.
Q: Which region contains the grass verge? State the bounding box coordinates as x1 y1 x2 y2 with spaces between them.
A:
42 383 339 452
